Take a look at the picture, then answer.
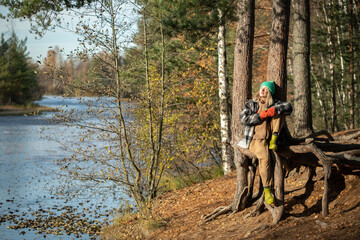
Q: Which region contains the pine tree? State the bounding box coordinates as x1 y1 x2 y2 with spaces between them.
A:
292 0 313 137
0 32 38 105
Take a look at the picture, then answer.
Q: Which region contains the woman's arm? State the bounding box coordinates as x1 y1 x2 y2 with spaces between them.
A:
240 100 263 126
273 100 293 115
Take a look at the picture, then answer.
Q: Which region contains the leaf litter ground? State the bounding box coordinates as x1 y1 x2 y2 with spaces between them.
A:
146 167 360 240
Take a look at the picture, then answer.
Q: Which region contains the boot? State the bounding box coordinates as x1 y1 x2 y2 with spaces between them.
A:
269 133 278 151
264 187 274 205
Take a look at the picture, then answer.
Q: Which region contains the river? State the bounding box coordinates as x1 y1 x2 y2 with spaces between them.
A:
0 95 131 240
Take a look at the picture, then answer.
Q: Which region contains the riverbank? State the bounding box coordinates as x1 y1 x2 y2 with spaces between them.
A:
0 104 57 116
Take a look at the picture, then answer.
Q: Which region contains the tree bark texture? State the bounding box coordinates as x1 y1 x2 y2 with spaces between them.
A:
231 0 255 208
266 0 291 101
218 8 233 175
292 0 313 137
264 0 290 221
231 0 254 145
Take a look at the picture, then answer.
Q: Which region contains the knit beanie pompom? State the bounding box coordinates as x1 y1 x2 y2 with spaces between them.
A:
260 81 275 96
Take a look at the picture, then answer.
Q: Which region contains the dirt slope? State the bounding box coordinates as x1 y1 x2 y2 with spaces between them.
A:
148 167 360 240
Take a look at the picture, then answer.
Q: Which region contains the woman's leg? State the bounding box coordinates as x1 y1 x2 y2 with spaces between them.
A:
249 139 272 187
249 139 274 204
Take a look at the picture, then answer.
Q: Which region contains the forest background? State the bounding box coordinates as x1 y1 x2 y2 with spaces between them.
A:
0 0 359 228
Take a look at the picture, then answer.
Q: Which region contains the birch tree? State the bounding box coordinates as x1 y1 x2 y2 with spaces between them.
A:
159 0 237 175
267 0 290 98
217 7 233 175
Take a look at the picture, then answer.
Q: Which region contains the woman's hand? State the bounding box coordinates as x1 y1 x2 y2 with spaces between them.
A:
260 107 275 119
266 107 275 117
260 110 268 119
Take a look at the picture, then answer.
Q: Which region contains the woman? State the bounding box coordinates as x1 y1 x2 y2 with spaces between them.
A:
238 81 292 204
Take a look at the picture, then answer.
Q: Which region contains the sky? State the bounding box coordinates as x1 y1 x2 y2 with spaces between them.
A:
0 6 81 61
0 4 139 62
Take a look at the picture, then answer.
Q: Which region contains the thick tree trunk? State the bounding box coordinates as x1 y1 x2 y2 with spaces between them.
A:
230 0 255 211
201 0 255 223
265 0 290 223
218 8 233 175
266 0 290 100
231 1 254 145
292 0 313 137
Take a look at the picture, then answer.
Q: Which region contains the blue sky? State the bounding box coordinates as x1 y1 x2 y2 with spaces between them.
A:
0 6 81 61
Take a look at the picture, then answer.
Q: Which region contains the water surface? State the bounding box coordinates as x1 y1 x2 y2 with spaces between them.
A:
0 95 129 239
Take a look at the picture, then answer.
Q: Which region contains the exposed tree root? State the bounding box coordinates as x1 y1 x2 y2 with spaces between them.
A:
200 206 232 224
306 130 335 141
200 129 360 225
199 187 248 225
333 129 360 141
244 193 265 219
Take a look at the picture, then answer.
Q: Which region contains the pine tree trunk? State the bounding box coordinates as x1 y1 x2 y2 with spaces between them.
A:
218 8 233 175
292 0 313 137
265 0 290 223
231 0 255 211
267 0 291 100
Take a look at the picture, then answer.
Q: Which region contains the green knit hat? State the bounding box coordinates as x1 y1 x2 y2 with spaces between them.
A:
260 81 275 96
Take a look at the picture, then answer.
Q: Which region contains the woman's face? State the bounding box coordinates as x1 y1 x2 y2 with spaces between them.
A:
259 86 269 98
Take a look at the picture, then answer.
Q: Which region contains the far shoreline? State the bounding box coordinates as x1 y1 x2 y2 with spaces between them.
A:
0 105 57 116
0 95 135 116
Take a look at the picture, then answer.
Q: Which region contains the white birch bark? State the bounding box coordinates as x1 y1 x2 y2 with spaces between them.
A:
217 8 233 175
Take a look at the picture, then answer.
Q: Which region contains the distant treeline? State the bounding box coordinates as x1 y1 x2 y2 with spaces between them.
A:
0 32 40 105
